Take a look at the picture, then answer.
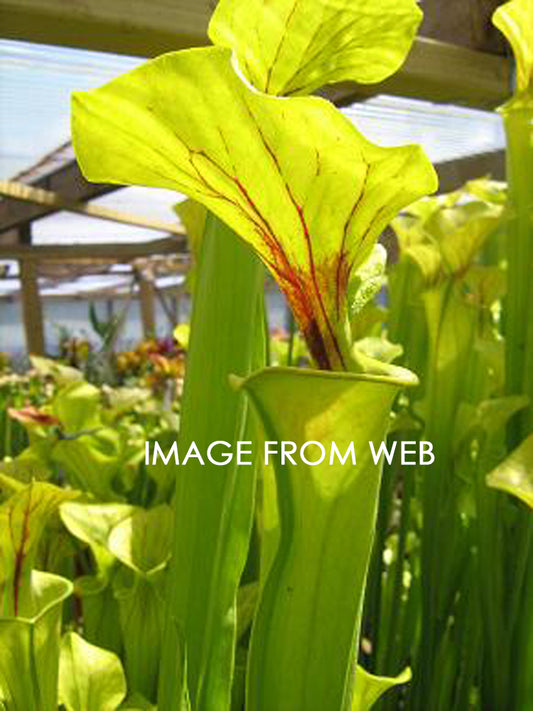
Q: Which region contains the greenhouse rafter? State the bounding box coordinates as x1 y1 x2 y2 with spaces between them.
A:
0 179 186 236
0 236 187 261
0 150 115 236
0 0 510 108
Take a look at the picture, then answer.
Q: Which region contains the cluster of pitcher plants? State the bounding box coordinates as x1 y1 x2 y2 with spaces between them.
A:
1 0 532 709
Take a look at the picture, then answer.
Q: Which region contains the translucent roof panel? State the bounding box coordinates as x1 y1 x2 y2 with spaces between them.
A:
0 38 506 257
1 38 506 182
0 39 141 179
32 188 186 246
340 95 504 164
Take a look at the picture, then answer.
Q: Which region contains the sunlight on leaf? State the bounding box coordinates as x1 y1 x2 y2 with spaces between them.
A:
72 46 436 370
60 502 136 576
0 480 76 616
349 244 387 318
0 571 72 710
59 632 127 711
108 505 173 575
486 433 533 509
493 0 533 97
464 178 507 205
208 0 422 95
173 323 190 349
52 381 101 433
393 192 502 286
29 355 83 385
352 665 412 711
355 336 403 365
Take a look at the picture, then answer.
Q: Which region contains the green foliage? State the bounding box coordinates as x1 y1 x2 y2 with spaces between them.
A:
352 666 411 711
29 356 83 385
392 189 503 285
174 199 207 293
108 505 172 574
0 571 72 710
61 502 173 701
60 502 136 578
59 632 127 711
493 0 533 101
158 216 264 711
486 433 533 508
493 0 533 441
364 174 533 711
0 479 76 616
237 365 416 710
72 46 436 371
209 0 422 95
0 0 530 710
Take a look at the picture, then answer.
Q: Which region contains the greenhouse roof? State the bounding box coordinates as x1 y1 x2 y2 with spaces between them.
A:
0 38 506 180
1 37 505 178
0 37 505 300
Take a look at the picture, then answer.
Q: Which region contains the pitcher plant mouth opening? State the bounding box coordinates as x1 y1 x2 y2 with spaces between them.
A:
230 363 420 392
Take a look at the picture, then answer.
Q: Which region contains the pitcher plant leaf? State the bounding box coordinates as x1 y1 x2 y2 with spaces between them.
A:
486 433 533 509
72 46 437 371
208 0 423 96
493 0 533 98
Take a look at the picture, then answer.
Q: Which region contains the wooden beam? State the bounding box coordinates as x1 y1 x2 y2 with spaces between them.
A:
436 149 505 194
0 277 185 301
0 0 510 109
421 0 504 55
0 161 114 235
19 258 45 355
321 38 510 109
0 180 184 235
0 0 210 57
44 283 184 302
0 236 185 261
137 271 156 336
153 283 178 327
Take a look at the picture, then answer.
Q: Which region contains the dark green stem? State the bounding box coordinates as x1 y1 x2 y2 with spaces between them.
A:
158 214 263 711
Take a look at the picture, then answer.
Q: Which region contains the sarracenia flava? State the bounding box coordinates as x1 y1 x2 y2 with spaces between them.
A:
71 0 437 709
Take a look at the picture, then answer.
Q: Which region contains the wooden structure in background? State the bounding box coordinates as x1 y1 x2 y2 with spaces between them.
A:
421 0 504 54
0 180 185 235
0 155 114 236
137 270 157 337
0 0 511 108
0 148 187 351
2 0 506 55
437 149 505 193
0 237 186 261
0 0 512 354
18 258 45 354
